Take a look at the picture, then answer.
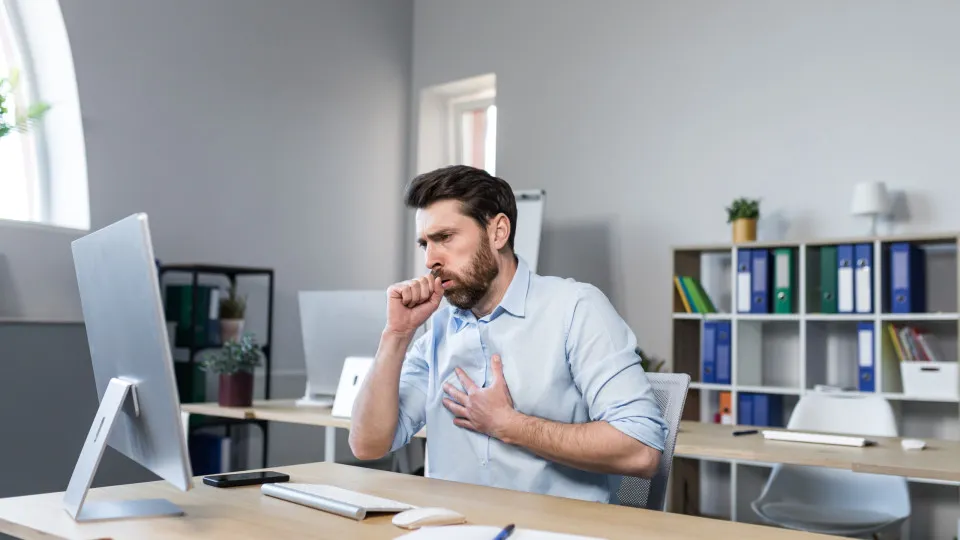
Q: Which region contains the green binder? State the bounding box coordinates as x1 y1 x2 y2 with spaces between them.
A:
820 246 838 313
774 248 795 313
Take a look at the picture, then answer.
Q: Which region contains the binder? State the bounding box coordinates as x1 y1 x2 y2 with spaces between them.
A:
737 393 754 425
890 242 926 313
773 248 795 313
752 394 784 428
736 249 752 313
750 249 771 314
854 243 873 313
819 246 838 313
857 322 875 392
701 321 717 383
837 244 855 313
714 321 731 385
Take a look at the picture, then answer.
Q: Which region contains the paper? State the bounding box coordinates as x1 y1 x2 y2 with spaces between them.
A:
394 525 607 540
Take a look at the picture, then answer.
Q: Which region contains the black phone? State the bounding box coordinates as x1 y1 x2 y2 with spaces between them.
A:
202 470 290 488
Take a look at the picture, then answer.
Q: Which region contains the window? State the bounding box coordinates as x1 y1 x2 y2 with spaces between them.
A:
452 97 497 176
0 0 89 230
0 0 42 223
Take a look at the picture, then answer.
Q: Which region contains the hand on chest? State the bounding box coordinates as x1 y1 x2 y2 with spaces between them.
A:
435 323 573 414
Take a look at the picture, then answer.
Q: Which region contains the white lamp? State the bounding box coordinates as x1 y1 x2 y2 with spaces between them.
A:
850 181 890 236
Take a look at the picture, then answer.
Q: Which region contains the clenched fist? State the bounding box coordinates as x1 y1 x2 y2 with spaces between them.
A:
385 274 445 337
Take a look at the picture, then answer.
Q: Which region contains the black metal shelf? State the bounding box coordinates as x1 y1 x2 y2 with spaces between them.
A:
158 263 275 470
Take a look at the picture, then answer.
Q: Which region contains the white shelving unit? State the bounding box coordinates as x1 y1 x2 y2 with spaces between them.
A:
669 233 960 539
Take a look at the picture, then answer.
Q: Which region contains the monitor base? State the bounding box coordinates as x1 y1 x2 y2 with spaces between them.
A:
63 377 185 522
73 498 184 522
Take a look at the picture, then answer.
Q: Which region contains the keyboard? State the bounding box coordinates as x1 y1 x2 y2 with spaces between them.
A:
261 483 415 520
761 430 876 447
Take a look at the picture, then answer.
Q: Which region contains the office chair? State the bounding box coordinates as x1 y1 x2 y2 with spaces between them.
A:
751 392 910 538
616 372 690 511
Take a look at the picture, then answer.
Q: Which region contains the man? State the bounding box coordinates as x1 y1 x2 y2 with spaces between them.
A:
349 165 668 503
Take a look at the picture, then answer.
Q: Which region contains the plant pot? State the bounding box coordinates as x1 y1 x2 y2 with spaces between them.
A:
732 218 757 243
220 318 245 343
218 371 254 407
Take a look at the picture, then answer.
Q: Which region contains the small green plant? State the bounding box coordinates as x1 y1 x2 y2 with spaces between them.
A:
199 333 262 375
0 68 51 140
636 347 666 373
219 286 247 319
726 197 760 223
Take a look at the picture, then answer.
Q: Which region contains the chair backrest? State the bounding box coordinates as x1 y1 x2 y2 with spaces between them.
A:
616 372 690 511
787 391 899 437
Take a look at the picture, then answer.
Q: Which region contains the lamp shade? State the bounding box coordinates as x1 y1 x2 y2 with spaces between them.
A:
850 181 890 216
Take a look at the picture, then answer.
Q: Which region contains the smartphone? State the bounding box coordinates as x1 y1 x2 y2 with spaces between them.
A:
202 470 290 488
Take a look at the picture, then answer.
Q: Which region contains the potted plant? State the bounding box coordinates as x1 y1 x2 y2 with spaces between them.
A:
199 332 262 407
219 285 247 343
726 197 760 243
0 68 51 141
636 347 666 373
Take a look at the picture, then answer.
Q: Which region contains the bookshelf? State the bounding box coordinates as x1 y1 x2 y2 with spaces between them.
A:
669 232 960 538
159 264 275 473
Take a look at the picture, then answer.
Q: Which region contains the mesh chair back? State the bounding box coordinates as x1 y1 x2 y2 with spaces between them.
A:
616 372 690 511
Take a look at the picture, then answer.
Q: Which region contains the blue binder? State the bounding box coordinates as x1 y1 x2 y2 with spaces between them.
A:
890 243 926 313
854 243 873 313
750 249 771 313
737 393 754 425
857 322 875 392
714 321 731 385
737 249 752 313
701 321 717 383
837 244 855 313
752 394 784 427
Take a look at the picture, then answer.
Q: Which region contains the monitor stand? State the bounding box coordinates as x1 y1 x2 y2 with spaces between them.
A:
294 381 334 407
63 377 184 522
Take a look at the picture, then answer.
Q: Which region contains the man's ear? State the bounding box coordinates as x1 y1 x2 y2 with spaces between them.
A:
489 213 510 251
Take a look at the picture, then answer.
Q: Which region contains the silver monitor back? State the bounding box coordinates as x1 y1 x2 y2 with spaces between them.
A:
296 290 387 404
65 213 193 521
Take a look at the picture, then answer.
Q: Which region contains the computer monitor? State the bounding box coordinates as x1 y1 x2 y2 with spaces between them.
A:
64 213 193 521
295 290 387 406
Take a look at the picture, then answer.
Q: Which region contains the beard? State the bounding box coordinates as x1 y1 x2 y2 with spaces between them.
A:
435 232 500 310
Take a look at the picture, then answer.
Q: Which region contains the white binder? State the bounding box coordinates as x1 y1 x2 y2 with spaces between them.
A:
331 356 374 418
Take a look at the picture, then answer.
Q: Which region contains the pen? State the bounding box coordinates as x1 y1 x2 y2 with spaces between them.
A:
732 429 758 436
493 523 515 540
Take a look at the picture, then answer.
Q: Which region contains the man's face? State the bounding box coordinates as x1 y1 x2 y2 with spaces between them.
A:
416 200 499 310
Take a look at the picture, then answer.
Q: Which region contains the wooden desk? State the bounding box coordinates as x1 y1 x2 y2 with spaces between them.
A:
0 461 840 540
182 401 960 483
676 421 960 483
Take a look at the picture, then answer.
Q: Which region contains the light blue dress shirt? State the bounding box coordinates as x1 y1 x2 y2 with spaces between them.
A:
390 256 668 503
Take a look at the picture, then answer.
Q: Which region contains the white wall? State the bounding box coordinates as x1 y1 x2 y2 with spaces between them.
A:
412 0 960 366
0 0 412 483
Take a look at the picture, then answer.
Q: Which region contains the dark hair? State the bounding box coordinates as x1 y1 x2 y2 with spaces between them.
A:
404 165 517 251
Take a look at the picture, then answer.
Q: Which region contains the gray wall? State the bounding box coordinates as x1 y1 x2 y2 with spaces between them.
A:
412 0 960 364
1 0 412 494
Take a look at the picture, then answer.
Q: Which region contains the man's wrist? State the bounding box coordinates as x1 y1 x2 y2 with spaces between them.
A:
495 410 528 445
379 329 414 356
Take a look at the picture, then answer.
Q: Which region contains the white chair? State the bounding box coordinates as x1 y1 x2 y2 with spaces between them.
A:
751 392 910 538
617 372 691 511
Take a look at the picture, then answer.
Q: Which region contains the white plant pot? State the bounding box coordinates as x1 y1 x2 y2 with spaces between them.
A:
220 319 245 343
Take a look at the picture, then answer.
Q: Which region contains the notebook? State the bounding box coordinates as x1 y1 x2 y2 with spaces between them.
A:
394 525 607 539
261 483 416 520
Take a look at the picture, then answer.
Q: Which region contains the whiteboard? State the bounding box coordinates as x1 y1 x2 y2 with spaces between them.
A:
410 189 545 277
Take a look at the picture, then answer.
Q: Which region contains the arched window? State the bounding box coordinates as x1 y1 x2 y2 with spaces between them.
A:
0 0 88 230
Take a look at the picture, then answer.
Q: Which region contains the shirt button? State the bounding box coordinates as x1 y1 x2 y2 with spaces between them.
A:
480 459 487 466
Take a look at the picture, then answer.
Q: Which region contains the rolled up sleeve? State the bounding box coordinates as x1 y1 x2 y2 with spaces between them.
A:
566 285 668 452
390 333 430 452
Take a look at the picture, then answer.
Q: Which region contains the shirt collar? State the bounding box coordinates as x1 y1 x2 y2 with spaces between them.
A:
450 256 530 328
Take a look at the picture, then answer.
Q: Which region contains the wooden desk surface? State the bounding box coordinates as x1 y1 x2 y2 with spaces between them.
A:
677 421 960 482
0 462 839 540
181 401 960 483
181 400 426 438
